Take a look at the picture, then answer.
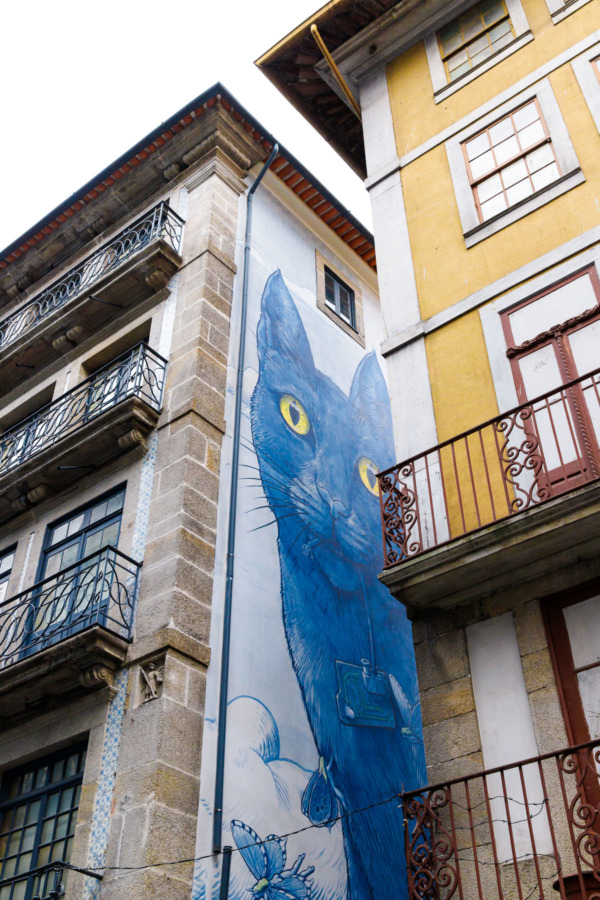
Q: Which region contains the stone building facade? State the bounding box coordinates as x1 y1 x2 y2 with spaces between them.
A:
0 84 380 900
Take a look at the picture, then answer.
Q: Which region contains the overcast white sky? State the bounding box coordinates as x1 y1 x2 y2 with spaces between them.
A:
0 0 373 253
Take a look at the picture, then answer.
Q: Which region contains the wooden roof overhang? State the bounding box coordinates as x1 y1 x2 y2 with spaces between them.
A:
256 0 400 179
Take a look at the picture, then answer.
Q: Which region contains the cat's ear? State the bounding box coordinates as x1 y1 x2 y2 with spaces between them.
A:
350 351 392 432
256 270 315 372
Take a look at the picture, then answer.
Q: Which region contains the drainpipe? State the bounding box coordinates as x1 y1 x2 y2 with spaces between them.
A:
212 142 279 854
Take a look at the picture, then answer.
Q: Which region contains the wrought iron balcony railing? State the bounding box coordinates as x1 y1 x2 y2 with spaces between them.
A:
403 738 600 900
379 366 600 567
0 546 140 668
0 201 184 353
0 342 166 478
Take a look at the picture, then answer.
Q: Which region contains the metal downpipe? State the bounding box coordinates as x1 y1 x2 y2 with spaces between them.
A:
212 143 279 854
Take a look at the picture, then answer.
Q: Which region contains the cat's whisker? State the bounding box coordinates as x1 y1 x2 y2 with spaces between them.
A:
245 503 300 515
247 512 304 534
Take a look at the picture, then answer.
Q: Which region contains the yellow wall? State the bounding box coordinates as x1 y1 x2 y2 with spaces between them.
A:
387 0 600 155
384 0 600 445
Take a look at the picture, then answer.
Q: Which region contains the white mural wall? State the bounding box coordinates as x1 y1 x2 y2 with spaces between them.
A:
193 181 425 900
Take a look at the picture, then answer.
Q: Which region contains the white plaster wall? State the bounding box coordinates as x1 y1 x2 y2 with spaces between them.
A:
467 614 552 860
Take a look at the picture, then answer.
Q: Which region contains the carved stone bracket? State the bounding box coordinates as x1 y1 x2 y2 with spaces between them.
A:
118 429 147 452
79 664 117 698
144 266 172 291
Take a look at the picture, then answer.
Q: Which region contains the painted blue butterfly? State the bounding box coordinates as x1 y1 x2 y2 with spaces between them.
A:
230 819 314 900
301 757 339 828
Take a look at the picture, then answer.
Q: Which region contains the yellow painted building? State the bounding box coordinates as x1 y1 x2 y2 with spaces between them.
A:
260 3 600 897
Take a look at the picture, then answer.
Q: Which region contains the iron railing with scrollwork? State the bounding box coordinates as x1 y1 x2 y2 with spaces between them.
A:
0 546 140 667
0 201 184 352
379 365 600 567
0 342 166 478
403 738 600 900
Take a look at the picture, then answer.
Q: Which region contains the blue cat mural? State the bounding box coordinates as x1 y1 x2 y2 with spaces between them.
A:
250 270 426 899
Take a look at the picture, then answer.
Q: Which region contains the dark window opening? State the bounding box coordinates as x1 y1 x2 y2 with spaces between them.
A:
324 268 356 330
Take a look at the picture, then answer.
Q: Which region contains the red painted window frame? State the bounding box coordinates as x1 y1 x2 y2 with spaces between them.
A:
501 266 600 496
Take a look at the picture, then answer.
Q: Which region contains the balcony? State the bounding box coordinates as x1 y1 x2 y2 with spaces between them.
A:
0 202 183 393
0 342 166 522
0 547 139 722
403 739 600 900
378 367 600 610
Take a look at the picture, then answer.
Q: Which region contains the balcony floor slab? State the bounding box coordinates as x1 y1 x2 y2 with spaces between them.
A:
380 479 600 615
0 625 130 727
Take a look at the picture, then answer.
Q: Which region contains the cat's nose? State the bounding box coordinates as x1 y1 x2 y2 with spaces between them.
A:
317 482 350 519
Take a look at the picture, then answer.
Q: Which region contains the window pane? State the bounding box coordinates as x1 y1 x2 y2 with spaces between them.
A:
469 149 496 179
491 26 513 51
480 192 508 220
106 492 124 516
513 101 539 130
465 132 490 161
519 120 545 149
66 514 85 538
493 134 519 165
35 766 49 789
25 801 40 825
477 173 503 203
50 523 68 546
502 158 528 188
506 178 534 205
526 143 555 173
0 552 14 575
489 117 514 146
449 60 471 80
531 162 559 191
50 761 64 784
89 500 108 525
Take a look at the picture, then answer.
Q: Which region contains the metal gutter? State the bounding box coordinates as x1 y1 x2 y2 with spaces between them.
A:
211 141 280 855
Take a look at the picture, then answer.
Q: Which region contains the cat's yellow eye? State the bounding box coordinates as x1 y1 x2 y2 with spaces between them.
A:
280 395 310 435
358 457 379 496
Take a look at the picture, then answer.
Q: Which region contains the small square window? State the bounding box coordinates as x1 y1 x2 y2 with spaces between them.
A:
315 251 365 347
324 268 356 329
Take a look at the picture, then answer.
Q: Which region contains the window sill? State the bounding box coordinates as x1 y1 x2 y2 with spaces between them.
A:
464 168 584 247
550 0 595 23
433 31 534 104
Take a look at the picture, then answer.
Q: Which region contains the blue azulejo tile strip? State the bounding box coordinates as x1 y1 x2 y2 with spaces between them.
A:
83 668 129 899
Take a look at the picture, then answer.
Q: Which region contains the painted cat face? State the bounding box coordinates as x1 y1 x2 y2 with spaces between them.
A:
251 270 395 590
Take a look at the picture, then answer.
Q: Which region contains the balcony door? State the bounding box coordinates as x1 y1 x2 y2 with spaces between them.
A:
502 268 600 497
28 489 125 653
545 584 600 747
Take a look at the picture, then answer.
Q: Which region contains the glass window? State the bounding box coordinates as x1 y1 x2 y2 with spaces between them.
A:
463 99 561 222
324 268 356 329
0 745 86 900
23 489 126 656
0 548 16 606
438 0 515 82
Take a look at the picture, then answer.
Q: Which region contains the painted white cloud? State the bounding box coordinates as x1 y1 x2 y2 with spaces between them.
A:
194 696 347 900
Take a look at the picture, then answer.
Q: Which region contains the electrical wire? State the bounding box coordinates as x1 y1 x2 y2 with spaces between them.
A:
60 790 562 876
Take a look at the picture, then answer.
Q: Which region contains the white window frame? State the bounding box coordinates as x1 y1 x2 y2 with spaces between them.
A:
425 0 533 103
446 78 583 247
543 0 595 24
479 249 600 414
572 44 600 135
